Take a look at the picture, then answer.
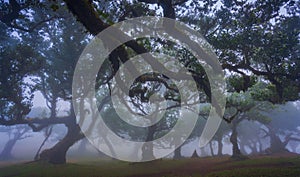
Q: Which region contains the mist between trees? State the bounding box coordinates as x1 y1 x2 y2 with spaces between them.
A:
0 0 299 164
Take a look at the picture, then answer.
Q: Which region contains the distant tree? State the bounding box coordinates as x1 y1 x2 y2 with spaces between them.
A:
224 88 272 160
238 121 266 155
0 125 31 160
214 120 231 156
262 102 300 153
0 0 299 164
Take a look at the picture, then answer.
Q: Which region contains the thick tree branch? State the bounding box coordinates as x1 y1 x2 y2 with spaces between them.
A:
0 116 72 127
63 0 226 121
7 16 64 32
137 0 158 4
223 110 239 123
64 0 109 35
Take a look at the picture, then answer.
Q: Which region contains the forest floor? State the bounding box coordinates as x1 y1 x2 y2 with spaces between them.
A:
0 152 300 177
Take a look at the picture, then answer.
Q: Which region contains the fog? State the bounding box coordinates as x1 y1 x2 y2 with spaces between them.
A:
1 93 299 162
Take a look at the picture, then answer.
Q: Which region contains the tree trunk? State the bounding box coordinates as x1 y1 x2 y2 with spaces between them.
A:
209 141 215 156
191 149 199 158
250 142 258 155
0 127 28 160
258 138 263 153
200 147 207 157
289 141 298 153
173 145 183 159
35 126 53 160
230 121 247 160
270 133 286 153
240 143 247 155
141 125 156 161
266 125 287 153
230 126 240 157
0 139 17 160
39 123 84 164
217 136 223 156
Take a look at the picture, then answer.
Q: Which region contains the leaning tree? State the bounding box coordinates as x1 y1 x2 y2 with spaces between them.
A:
0 0 299 164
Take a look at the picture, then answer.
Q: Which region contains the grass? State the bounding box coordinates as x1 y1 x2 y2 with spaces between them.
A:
0 156 300 177
206 167 300 177
0 159 186 177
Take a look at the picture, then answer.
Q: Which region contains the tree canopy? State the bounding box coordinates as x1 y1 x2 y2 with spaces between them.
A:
0 0 299 164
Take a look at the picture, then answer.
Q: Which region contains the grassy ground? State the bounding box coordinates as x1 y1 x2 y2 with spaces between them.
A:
1 154 300 177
